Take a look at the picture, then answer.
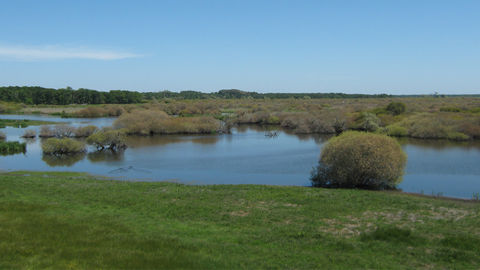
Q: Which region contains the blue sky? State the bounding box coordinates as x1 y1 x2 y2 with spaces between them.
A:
0 0 479 94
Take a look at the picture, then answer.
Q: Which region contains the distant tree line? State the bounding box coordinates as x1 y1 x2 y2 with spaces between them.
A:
0 86 143 105
0 86 395 105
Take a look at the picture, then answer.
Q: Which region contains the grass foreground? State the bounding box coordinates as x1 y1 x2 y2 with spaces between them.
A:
0 171 479 269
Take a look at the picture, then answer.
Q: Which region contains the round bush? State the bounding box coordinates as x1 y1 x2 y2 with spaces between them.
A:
311 131 407 189
386 102 406 115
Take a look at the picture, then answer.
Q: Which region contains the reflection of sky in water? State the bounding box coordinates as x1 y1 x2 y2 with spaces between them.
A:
1 114 480 199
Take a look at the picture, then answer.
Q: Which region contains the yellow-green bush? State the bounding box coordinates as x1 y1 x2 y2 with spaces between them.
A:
383 125 408 137
311 131 407 189
86 129 127 151
353 112 381 132
41 138 86 155
386 102 406 115
21 129 37 138
74 125 98 137
114 110 223 135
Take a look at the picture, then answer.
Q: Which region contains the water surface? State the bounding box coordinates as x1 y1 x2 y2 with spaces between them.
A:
1 114 479 199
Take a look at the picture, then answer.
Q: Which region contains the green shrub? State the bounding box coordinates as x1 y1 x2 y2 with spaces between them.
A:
311 131 407 189
354 112 381 132
440 107 462 112
469 107 480 113
21 129 37 138
0 141 26 155
386 102 406 115
86 129 127 151
446 132 470 141
0 131 5 140
114 110 223 135
384 125 408 137
74 125 98 137
42 138 86 155
39 126 55 138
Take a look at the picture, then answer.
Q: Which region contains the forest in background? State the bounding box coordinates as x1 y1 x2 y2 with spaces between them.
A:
2 85 475 105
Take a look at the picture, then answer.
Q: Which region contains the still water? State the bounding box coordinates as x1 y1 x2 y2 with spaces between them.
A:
1 115 479 199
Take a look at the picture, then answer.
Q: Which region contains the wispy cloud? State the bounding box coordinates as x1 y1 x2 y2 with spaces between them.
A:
0 45 140 60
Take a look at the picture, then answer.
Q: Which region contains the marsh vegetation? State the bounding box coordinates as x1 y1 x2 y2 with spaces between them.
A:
8 95 478 141
0 141 26 156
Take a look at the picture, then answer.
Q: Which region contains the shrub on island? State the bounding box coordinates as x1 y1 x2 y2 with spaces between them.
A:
41 138 86 155
113 110 224 135
311 131 407 190
21 129 37 138
0 141 26 155
86 129 127 151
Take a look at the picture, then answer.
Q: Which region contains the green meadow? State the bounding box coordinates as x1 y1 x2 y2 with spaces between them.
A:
0 171 479 269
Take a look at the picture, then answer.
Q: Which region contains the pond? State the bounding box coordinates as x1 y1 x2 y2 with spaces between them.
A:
1 114 479 199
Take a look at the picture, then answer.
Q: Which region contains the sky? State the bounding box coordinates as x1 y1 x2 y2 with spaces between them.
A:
0 0 479 94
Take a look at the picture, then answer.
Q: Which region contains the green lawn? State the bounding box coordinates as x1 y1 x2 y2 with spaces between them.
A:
0 171 479 269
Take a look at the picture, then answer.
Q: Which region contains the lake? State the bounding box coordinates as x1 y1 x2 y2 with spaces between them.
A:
1 114 479 199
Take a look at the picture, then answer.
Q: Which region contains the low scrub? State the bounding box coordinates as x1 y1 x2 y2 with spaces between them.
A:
87 129 127 151
21 129 37 138
73 105 126 118
0 141 26 155
440 106 462 112
385 102 406 115
39 125 99 138
74 125 98 137
353 112 381 132
311 131 407 189
382 124 408 137
0 131 5 140
39 125 75 138
114 110 224 135
396 113 475 141
41 138 86 155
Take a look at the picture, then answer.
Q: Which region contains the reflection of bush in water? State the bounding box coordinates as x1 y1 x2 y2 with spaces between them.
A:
87 150 125 163
125 135 220 148
42 153 86 167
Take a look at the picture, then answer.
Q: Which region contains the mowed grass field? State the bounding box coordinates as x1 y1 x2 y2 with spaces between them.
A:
0 171 479 269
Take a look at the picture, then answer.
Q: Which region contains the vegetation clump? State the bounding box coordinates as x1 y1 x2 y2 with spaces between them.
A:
114 110 224 135
0 131 5 141
354 112 381 132
39 125 99 138
74 125 98 137
41 138 86 155
386 102 406 115
73 105 126 118
87 129 127 151
0 141 26 155
21 129 36 138
311 131 407 189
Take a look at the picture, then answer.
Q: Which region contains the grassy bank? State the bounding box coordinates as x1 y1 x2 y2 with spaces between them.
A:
0 171 479 269
0 119 57 128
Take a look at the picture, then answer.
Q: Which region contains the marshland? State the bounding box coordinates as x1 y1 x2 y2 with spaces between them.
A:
1 88 480 199
2 1 480 268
